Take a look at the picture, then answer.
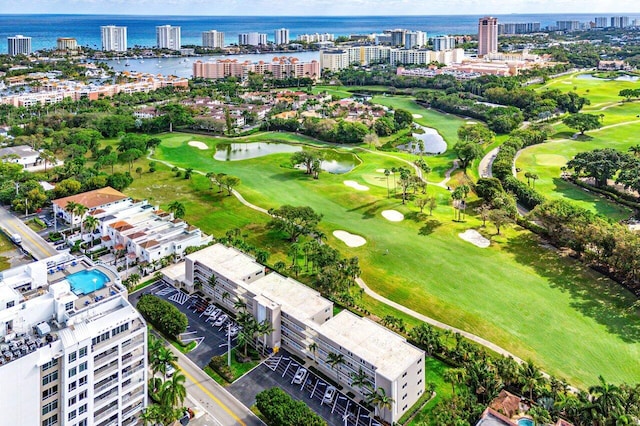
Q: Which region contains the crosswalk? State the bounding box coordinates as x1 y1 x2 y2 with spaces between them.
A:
169 291 190 305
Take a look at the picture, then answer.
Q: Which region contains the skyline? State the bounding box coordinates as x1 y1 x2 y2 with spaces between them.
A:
1 0 639 16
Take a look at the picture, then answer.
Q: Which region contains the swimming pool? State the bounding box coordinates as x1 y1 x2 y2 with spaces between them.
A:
517 418 534 426
67 269 110 295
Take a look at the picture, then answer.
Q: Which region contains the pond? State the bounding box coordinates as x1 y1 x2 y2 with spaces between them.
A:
398 125 447 155
214 142 357 174
576 73 640 82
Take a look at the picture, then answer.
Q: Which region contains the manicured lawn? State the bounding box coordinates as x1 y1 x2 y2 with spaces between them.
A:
408 357 453 425
137 130 640 388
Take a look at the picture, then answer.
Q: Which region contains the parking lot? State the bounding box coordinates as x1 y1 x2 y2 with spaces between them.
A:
228 350 381 426
129 282 238 368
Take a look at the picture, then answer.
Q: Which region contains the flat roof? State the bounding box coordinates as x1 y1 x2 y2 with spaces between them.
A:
0 145 38 158
186 244 263 281
318 311 424 380
250 272 332 321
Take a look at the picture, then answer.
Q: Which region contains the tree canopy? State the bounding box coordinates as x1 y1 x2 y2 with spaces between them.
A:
268 205 323 242
562 113 602 135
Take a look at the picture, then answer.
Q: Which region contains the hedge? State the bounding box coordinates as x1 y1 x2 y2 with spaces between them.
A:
255 387 326 426
136 294 187 338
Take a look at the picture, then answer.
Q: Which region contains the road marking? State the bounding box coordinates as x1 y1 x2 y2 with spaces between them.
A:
179 366 247 426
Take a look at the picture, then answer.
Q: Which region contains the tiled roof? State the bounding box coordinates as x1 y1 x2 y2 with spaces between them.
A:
53 187 128 209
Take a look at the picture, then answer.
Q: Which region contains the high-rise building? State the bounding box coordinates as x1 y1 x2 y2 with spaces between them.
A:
202 30 225 48
100 26 127 52
156 25 181 50
389 29 407 47
319 49 350 72
238 32 268 46
594 17 609 28
403 31 426 49
0 256 148 426
56 37 78 51
296 33 334 43
274 28 290 45
8 35 32 56
611 16 630 28
432 35 456 51
477 17 498 56
556 21 581 31
498 22 541 34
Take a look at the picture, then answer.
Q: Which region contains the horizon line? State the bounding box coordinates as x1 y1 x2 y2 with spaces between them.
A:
0 12 636 17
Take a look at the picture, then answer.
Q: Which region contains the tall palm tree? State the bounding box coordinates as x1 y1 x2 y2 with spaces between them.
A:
148 335 163 371
255 319 274 354
161 371 187 409
83 215 99 247
443 368 467 396
326 352 344 382
520 360 543 401
167 200 185 219
64 201 79 230
74 203 88 234
350 368 371 391
155 346 178 378
308 342 318 364
589 375 624 419
365 387 394 421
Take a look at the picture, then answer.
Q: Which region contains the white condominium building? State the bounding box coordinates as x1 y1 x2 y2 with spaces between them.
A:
177 244 425 424
238 32 268 46
432 35 456 51
319 49 350 72
156 25 181 50
297 33 335 43
274 28 290 45
8 35 32 56
100 26 127 52
202 30 225 48
0 255 147 426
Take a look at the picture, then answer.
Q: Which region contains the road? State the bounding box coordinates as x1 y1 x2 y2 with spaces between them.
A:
0 207 58 260
166 339 264 426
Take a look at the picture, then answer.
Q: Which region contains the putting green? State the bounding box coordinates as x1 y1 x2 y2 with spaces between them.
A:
533 154 568 167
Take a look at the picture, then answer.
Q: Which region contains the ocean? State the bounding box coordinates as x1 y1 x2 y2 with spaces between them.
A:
0 14 630 52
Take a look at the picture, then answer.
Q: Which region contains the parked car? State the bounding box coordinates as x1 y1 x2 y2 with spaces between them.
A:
322 386 337 404
292 367 307 384
166 364 176 378
214 314 228 327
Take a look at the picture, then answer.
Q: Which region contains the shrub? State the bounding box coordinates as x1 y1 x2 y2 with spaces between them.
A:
255 387 326 426
208 355 233 382
136 294 187 338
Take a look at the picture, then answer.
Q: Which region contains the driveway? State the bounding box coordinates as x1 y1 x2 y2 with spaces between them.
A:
228 351 381 426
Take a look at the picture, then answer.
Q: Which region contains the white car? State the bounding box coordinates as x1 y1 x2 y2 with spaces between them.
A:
292 367 307 384
322 386 337 404
214 314 228 327
166 364 176 378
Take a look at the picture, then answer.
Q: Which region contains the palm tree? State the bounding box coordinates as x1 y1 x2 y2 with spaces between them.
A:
628 144 640 158
326 352 344 382
155 346 178 379
74 203 88 235
366 386 394 421
589 375 624 419
83 215 99 247
64 201 79 230
161 371 187 408
126 273 141 291
167 200 186 219
40 149 56 172
254 319 274 354
147 334 163 373
350 368 371 391
443 368 467 396
384 169 391 198
520 360 543 401
308 342 318 364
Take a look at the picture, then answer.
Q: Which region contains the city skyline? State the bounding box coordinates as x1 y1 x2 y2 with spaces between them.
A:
1 0 639 16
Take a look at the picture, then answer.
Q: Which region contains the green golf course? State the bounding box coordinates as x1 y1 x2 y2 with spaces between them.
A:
121 114 640 388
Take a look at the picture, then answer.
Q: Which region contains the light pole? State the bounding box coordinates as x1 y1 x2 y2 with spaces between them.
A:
227 322 232 367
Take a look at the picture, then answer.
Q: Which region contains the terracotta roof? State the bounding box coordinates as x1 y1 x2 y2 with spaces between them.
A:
128 231 147 239
53 187 128 210
489 390 521 419
140 240 159 249
90 209 105 215
114 244 125 250
109 221 133 232
101 236 111 241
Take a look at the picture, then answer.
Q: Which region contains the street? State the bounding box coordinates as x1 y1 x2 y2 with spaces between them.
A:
0 206 58 260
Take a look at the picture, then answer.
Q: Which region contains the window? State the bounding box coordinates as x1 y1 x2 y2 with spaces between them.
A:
68 381 77 392
417 369 422 375
65 301 74 311
77 419 87 426
79 362 87 373
68 367 77 378
68 351 77 363
79 347 87 358
92 331 110 346
42 371 58 386
79 376 87 386
79 390 87 401
42 386 58 401
6 301 15 309
41 359 58 372
78 404 87 414
68 396 76 406
111 323 129 337
402 372 407 378
402 393 407 400
68 410 76 421
42 400 58 415
402 383 407 389
42 415 58 426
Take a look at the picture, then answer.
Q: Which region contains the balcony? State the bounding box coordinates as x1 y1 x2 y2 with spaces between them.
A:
122 363 145 381
94 387 119 409
121 336 144 351
121 347 144 367
94 402 119 423
94 360 119 380
94 374 119 394
94 347 118 367
122 399 144 418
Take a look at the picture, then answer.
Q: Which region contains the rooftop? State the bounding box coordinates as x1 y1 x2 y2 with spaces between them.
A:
250 272 332 321
52 186 128 210
187 244 264 282
0 144 38 158
318 310 424 380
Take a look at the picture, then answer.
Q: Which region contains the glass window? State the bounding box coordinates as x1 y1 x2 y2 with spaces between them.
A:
68 352 77 363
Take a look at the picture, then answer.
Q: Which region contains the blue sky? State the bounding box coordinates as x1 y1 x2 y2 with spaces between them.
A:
4 0 639 16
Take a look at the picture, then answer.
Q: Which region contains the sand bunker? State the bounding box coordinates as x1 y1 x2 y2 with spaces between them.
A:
466 121 478 124
344 180 369 191
459 229 490 248
333 230 366 247
412 114 423 118
188 141 208 150
381 210 404 222
376 169 394 174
